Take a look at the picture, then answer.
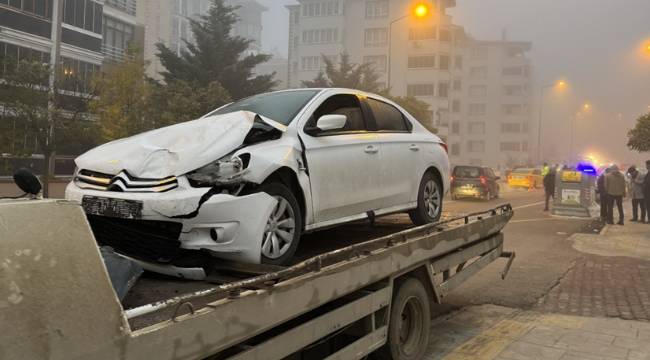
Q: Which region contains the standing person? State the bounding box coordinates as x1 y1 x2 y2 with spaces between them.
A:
541 162 550 178
597 168 610 222
543 166 556 211
605 165 626 225
641 160 650 223
627 166 646 222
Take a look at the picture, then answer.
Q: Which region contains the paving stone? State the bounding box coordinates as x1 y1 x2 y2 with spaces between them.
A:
498 341 565 360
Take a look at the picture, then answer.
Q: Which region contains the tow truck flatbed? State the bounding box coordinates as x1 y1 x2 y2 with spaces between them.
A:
0 199 514 360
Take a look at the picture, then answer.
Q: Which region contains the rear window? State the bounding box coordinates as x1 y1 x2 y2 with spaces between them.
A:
513 168 533 174
453 166 481 178
366 98 409 132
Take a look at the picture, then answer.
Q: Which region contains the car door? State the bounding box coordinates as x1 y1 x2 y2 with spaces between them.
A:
364 97 422 209
300 94 383 224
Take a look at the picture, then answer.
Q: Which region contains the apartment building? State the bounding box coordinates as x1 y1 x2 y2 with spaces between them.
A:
138 0 267 79
0 0 104 92
102 0 143 63
286 0 465 138
456 39 534 169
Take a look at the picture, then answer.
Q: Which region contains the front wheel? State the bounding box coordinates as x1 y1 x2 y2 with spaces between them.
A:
376 278 431 360
409 172 442 225
257 182 302 266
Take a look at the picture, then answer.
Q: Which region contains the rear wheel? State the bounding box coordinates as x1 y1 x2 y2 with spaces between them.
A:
257 182 302 266
409 172 442 225
376 278 431 360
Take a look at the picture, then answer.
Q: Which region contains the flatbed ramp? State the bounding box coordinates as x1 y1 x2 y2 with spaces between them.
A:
0 200 513 360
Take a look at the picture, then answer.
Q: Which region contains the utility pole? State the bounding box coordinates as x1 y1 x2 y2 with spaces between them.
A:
44 0 64 198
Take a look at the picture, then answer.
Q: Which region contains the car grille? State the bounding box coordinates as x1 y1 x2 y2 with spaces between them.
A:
87 215 183 263
75 169 178 193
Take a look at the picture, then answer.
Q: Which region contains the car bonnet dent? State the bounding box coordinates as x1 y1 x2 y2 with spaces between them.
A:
74 111 286 179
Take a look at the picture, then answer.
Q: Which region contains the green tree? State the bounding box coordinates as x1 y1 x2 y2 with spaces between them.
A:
90 50 152 141
156 0 276 100
627 113 650 152
303 53 434 132
302 53 383 92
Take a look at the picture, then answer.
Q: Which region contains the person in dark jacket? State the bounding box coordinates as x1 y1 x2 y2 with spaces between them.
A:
644 160 650 222
605 165 626 225
597 168 611 222
543 167 556 211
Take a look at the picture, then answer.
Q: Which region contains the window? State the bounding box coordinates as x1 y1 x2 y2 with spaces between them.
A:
469 85 487 98
468 104 486 116
367 98 409 132
364 28 387 47
103 16 135 60
62 0 101 33
303 1 339 17
365 0 388 19
454 55 463 69
501 123 521 133
451 122 459 134
363 55 387 72
0 41 50 79
438 82 449 98
452 99 461 113
407 84 434 97
450 143 460 156
407 55 435 69
505 47 525 58
471 46 488 59
470 66 487 79
308 94 367 133
301 56 323 70
502 104 523 115
503 85 523 96
5 0 51 18
302 28 339 44
439 55 449 70
468 141 485 153
500 142 521 151
468 122 485 134
452 79 461 91
409 26 436 40
502 66 523 76
212 90 319 126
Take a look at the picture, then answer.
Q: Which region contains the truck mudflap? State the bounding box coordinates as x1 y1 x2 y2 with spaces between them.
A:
0 199 513 360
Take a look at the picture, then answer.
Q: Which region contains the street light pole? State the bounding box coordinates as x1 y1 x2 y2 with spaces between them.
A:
386 14 408 91
536 84 553 164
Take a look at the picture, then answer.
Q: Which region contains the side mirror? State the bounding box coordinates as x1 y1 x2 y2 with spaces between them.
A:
316 114 347 131
13 168 42 196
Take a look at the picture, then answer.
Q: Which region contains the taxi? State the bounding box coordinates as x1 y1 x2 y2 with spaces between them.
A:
507 168 543 189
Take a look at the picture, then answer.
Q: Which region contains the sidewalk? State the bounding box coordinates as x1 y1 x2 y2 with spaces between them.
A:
426 304 650 360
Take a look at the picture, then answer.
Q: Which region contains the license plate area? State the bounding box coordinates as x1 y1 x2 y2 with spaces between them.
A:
82 196 143 219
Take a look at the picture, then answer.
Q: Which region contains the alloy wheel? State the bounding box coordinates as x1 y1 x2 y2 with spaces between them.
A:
423 180 441 219
261 196 296 259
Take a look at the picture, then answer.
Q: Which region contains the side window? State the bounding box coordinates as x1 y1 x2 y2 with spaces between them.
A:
367 98 410 132
306 94 366 133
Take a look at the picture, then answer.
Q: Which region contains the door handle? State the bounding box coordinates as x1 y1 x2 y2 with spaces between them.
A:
364 145 378 154
409 144 420 151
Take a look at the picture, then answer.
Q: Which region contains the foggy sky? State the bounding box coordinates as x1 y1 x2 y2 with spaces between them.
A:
258 0 650 165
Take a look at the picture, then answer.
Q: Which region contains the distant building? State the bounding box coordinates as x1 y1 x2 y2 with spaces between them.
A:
456 39 534 168
138 0 267 79
286 0 465 143
255 53 289 90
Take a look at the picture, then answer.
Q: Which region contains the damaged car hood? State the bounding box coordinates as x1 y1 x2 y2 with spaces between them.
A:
75 111 286 179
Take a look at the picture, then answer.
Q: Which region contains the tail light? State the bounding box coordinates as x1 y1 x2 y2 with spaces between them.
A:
480 176 488 188
439 142 448 154
450 176 455 184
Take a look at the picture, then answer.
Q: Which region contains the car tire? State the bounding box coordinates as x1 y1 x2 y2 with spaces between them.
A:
376 277 431 360
409 172 442 225
257 182 302 266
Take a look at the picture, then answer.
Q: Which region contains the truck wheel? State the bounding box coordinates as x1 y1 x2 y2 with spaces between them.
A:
377 278 431 360
409 172 442 225
257 182 302 266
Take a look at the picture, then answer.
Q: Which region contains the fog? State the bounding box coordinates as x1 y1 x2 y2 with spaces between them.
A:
259 0 650 166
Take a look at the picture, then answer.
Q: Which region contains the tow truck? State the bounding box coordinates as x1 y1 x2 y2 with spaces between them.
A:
0 198 514 360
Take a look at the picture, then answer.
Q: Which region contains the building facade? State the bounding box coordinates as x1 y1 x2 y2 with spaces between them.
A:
138 0 267 79
455 39 534 168
102 0 143 63
286 0 464 136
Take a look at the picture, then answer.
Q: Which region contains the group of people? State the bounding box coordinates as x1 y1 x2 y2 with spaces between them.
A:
597 160 650 225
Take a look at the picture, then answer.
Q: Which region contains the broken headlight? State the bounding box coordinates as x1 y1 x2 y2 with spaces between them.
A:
186 154 249 186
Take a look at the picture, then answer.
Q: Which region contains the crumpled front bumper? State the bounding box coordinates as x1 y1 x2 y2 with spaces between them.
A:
65 178 277 265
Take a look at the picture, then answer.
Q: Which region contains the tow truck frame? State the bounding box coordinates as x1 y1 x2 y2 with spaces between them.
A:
0 199 513 360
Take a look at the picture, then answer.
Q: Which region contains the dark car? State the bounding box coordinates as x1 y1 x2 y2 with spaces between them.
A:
450 165 500 200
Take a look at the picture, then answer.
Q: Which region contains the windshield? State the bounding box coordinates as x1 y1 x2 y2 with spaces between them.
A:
453 166 481 178
208 90 319 125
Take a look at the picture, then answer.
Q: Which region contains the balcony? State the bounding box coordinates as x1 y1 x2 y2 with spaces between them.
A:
105 0 137 16
102 44 133 63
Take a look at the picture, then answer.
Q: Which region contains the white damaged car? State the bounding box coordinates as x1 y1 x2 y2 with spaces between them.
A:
66 88 450 279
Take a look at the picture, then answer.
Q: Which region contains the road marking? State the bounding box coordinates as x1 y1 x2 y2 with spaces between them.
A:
512 201 545 210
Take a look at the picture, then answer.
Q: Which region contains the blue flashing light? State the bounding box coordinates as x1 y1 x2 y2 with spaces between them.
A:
576 162 597 175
